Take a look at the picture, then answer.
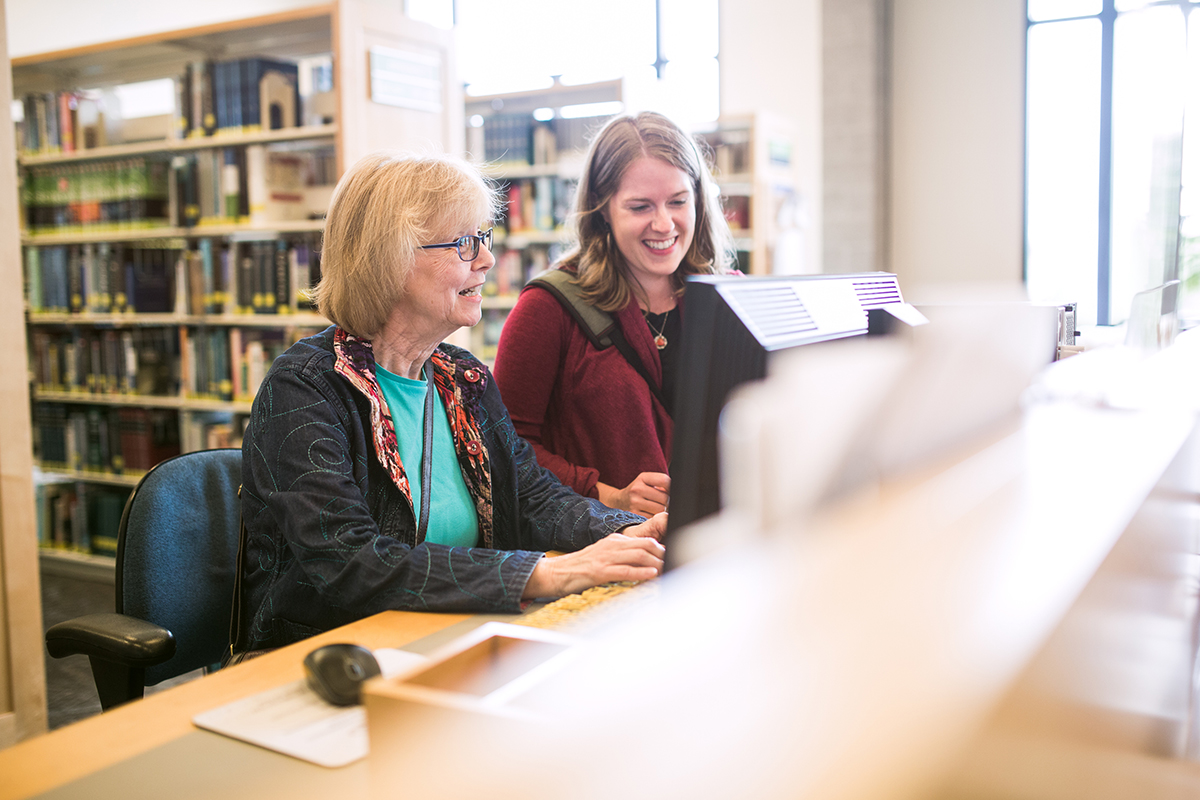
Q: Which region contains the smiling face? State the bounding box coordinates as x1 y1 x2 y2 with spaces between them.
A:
394 225 495 343
602 157 696 293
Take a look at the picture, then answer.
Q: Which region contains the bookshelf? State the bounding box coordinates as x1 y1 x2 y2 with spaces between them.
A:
458 96 802 358
12 3 463 571
461 80 623 361
694 113 801 275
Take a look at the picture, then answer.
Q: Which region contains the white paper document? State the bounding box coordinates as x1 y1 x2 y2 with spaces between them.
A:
192 648 426 768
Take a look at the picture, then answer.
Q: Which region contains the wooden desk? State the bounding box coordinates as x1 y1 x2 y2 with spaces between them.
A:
5 346 1200 799
0 610 498 800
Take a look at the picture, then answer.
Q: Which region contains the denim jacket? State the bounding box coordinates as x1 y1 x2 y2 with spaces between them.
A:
240 326 641 650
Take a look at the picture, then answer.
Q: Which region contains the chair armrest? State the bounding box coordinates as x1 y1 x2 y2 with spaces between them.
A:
45 612 176 668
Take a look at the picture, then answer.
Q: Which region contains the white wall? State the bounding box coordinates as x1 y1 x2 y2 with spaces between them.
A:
823 0 888 275
718 0 822 276
889 0 1027 295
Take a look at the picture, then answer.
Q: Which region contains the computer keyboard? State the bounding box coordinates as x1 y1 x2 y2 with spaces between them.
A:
513 580 657 633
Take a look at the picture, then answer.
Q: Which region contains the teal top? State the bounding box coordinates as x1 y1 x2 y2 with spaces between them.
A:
374 364 479 548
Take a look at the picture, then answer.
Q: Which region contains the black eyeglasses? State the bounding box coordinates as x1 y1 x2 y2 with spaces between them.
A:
419 228 494 262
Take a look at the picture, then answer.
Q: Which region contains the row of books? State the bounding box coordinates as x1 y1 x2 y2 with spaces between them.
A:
22 144 334 235
183 238 322 316
500 176 576 235
35 408 244 555
22 158 171 233
25 236 323 316
489 244 557 298
181 328 295 401
721 194 751 230
35 404 180 477
18 91 106 157
28 244 176 315
30 327 178 397
475 114 610 167
474 308 509 363
174 145 336 227
36 481 130 556
30 323 304 403
179 57 302 139
37 403 245 477
17 58 303 157
696 130 753 176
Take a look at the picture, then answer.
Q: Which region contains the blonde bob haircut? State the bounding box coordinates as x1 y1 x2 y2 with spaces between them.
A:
311 151 499 338
562 111 736 312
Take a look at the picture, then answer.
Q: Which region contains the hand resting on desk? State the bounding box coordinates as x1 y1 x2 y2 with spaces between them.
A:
523 513 667 599
598 472 672 517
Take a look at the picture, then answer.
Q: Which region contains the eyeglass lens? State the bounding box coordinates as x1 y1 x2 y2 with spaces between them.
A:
457 229 492 261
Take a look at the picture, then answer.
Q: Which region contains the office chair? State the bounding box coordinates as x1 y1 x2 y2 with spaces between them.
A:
45 448 243 711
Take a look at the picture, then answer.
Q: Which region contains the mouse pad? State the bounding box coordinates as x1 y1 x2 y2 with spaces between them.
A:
192 648 425 767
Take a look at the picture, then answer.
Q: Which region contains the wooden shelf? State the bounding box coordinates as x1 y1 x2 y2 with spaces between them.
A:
481 295 518 310
18 124 338 166
22 220 326 245
11 6 335 92
497 230 569 248
36 466 142 488
14 2 464 583
715 175 754 195
38 548 116 585
32 390 255 414
479 159 584 181
27 311 329 328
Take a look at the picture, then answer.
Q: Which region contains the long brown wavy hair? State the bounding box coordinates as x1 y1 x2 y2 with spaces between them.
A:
560 112 736 312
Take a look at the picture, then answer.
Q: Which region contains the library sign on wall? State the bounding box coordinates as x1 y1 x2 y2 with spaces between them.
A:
368 46 442 113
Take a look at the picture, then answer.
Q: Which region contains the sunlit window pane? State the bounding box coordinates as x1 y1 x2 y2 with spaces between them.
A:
660 0 719 62
1115 0 1159 12
456 0 655 94
1028 0 1102 22
650 58 720 130
1178 9 1200 326
405 0 453 29
1109 7 1186 324
1026 20 1102 325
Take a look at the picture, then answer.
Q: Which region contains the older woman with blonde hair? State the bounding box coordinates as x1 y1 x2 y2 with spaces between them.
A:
238 151 666 651
494 111 736 518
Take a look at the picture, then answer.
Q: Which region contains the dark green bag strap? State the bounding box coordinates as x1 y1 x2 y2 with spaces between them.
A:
526 269 617 349
525 270 667 410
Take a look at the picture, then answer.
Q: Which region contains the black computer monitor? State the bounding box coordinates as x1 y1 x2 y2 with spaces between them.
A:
665 272 903 554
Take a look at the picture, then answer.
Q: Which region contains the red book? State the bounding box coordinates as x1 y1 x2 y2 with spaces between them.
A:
58 93 76 153
506 184 524 233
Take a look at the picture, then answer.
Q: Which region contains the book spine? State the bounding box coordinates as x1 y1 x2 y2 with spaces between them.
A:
25 247 41 313
274 240 289 313
199 238 216 314
245 144 267 225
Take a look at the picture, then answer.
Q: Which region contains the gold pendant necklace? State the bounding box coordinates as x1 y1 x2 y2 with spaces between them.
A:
645 309 670 350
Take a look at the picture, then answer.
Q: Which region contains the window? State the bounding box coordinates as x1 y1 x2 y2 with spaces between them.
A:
1026 0 1200 328
451 0 719 129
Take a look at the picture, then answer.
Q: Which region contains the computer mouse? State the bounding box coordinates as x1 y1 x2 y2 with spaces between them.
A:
302 643 382 706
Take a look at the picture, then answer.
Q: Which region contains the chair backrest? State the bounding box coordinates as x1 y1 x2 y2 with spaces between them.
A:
116 448 242 686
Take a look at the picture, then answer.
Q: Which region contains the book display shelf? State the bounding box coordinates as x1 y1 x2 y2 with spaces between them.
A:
693 112 800 276
461 79 623 362
14 3 463 577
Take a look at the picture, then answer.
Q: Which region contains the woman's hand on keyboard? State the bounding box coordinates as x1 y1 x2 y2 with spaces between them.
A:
522 533 665 599
619 511 667 541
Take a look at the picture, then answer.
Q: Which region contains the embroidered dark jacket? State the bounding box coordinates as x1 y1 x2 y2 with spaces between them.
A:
240 326 641 650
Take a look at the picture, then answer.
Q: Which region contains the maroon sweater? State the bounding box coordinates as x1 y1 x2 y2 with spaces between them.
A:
493 280 672 499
